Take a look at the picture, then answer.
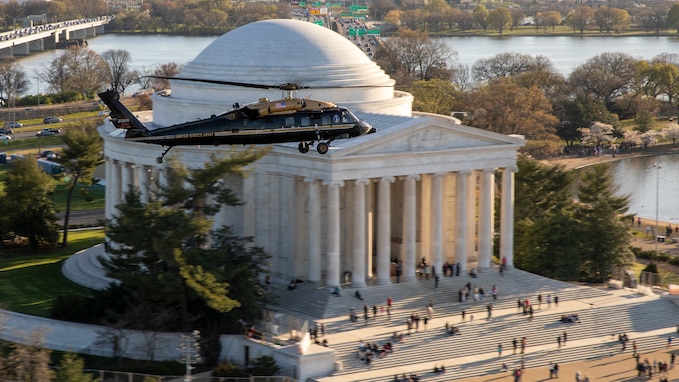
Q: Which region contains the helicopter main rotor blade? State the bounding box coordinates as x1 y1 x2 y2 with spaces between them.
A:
147 76 392 90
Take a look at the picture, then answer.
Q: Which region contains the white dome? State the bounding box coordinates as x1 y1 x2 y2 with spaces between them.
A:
178 19 393 88
152 19 410 127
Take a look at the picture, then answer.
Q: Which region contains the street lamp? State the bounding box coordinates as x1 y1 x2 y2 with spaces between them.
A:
653 163 662 258
178 330 201 382
35 76 40 109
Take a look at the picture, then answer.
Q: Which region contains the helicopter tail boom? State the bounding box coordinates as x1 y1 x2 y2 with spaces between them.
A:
98 89 151 136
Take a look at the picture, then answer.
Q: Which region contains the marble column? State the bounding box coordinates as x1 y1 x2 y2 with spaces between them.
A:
136 165 150 203
432 173 445 278
402 174 420 282
455 171 470 274
376 176 394 285
478 169 495 272
352 179 369 288
305 178 321 283
119 161 131 202
324 180 344 288
105 157 115 220
500 167 516 269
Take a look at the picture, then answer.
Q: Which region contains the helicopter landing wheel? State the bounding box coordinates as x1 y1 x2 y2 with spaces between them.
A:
317 142 329 154
298 141 310 153
156 146 173 164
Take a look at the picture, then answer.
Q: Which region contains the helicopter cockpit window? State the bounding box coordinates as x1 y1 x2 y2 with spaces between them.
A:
300 116 311 126
321 114 333 125
341 111 355 123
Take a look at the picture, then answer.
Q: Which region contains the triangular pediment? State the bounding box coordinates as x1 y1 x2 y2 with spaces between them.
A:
333 114 524 157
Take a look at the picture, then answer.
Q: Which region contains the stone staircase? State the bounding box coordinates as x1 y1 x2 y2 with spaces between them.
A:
264 269 679 382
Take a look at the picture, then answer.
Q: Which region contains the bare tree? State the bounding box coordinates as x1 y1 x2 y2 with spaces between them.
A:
40 46 109 96
152 62 183 90
0 57 29 121
102 49 138 94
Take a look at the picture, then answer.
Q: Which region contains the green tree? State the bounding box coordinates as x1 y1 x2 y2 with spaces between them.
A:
574 164 634 282
472 4 489 31
58 121 105 247
667 4 679 32
0 158 59 248
408 78 457 115
553 96 616 146
514 156 634 281
54 353 95 382
102 149 270 362
487 7 512 36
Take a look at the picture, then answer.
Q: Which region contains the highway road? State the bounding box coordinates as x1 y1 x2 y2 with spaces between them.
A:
57 208 105 227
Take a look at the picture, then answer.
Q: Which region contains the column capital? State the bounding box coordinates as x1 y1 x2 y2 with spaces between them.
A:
402 174 421 181
503 165 518 173
482 168 496 174
433 172 447 178
456 170 472 176
377 176 396 184
322 180 345 187
304 177 318 184
355 178 371 186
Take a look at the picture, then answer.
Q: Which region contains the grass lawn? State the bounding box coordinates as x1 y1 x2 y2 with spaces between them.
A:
0 229 103 317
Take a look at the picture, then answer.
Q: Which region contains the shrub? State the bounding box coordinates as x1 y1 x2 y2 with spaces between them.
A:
247 355 281 376
212 361 248 377
642 262 658 274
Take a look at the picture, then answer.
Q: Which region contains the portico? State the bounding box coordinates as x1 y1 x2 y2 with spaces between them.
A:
101 111 523 289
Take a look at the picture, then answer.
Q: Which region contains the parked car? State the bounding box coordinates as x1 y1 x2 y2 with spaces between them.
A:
39 150 59 159
4 121 22 128
0 134 11 141
43 116 63 124
0 127 12 135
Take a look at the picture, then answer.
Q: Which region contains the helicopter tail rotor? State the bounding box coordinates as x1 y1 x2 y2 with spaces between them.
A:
98 89 152 136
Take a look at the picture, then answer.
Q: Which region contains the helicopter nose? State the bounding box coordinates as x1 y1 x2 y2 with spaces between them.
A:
359 121 372 135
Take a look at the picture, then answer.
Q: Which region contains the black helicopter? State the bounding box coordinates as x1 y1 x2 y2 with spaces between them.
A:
98 78 375 164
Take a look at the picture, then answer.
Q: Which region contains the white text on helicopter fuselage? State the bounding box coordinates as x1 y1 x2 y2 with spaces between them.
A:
174 132 216 139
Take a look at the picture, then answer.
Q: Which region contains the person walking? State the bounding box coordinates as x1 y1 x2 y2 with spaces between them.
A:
563 331 568 345
487 303 493 320
557 336 562 348
512 338 518 354
497 343 503 357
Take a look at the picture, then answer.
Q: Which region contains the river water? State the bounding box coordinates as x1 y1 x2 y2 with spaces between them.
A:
13 32 679 220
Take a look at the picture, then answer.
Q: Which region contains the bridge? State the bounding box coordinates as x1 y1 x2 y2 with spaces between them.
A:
0 16 112 57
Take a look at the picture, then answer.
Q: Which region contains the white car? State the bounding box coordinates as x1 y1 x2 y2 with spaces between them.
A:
0 134 11 141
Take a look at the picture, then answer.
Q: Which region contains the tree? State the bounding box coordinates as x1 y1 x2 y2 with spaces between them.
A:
553 97 616 146
568 52 638 110
151 62 183 90
594 6 630 33
0 158 59 248
574 164 634 282
102 49 138 94
514 155 633 281
488 7 512 36
536 11 562 32
566 6 594 34
40 46 109 96
54 353 95 382
638 6 668 36
472 5 489 31
457 79 559 140
408 78 457 115
667 4 679 33
5 330 55 381
0 57 29 111
579 121 614 147
376 28 456 86
57 121 105 247
514 155 580 279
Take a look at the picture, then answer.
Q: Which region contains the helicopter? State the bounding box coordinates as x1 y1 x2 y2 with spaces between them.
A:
98 78 376 164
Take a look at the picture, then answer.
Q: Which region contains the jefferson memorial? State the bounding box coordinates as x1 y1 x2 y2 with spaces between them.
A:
100 19 524 289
